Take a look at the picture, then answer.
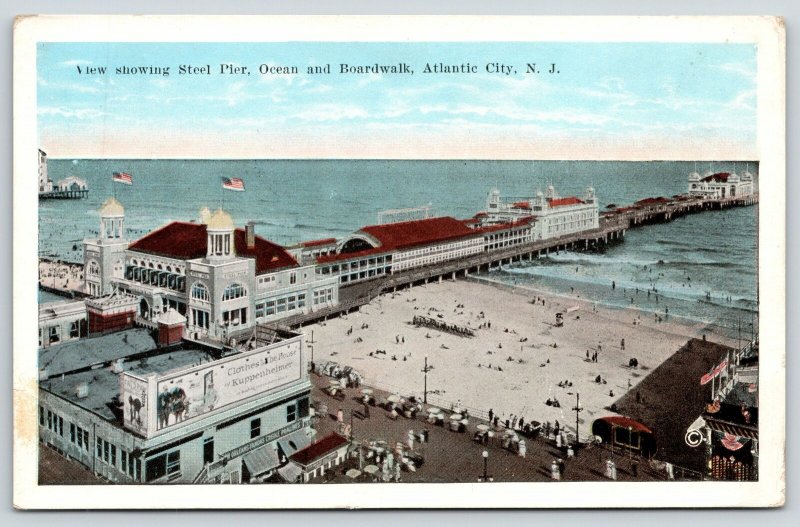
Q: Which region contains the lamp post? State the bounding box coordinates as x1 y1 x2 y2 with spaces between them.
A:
308 344 315 374
572 393 583 449
422 355 432 404
478 450 492 482
628 426 633 463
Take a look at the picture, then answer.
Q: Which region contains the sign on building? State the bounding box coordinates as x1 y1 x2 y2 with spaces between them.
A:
121 373 149 436
155 340 303 431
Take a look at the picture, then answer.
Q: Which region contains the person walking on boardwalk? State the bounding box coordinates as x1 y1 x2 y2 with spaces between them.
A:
488 408 494 423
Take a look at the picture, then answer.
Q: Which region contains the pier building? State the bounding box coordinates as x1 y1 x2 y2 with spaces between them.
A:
84 203 339 343
38 325 314 483
38 148 89 199
483 184 599 240
688 170 755 199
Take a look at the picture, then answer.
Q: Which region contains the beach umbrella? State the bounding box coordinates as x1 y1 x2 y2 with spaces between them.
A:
476 424 490 432
450 413 463 421
363 464 380 475
427 407 442 415
387 394 401 403
361 388 374 395
329 380 340 387
346 469 362 479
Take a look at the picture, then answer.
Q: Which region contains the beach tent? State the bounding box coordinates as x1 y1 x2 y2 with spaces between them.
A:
591 415 656 457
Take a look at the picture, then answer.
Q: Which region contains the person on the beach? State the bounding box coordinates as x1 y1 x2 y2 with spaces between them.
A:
621 338 625 350
488 409 494 422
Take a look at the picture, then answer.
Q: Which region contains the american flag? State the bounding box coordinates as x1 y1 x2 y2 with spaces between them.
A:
112 172 133 185
222 177 245 192
700 358 729 385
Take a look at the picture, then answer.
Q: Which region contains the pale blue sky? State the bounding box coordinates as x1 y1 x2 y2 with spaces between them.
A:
37 42 757 159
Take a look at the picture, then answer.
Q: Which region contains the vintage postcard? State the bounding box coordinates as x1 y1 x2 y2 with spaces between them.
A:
13 15 785 508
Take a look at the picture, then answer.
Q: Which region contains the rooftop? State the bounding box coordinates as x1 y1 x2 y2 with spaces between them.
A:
360 216 478 252
316 216 481 264
128 222 298 274
547 197 585 208
290 433 349 466
41 346 214 423
701 172 731 183
39 328 158 378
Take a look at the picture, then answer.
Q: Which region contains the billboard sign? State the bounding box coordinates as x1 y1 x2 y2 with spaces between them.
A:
120 373 149 436
155 339 302 431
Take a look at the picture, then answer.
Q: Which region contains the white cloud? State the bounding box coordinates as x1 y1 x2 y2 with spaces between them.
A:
59 59 93 67
294 104 370 122
715 61 757 81
38 106 107 120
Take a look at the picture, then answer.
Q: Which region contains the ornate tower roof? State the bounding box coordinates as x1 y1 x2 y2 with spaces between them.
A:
206 208 234 230
99 197 125 217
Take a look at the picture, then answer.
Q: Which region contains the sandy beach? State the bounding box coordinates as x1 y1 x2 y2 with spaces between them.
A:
308 277 738 441
38 260 85 293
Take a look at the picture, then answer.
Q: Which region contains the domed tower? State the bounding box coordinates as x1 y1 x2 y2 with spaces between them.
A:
100 197 125 240
584 185 596 203
205 208 236 262
545 183 557 200
83 198 129 297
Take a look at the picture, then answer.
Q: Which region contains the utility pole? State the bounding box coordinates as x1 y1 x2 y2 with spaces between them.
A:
422 355 432 404
572 393 583 448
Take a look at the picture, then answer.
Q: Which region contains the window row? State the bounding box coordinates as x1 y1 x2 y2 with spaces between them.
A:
40 407 64 437
126 266 186 292
255 293 307 319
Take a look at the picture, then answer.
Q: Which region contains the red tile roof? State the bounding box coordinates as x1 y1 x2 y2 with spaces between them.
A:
315 217 481 264
634 197 670 206
301 238 337 248
512 201 532 210
701 172 730 183
547 197 585 208
128 222 298 274
290 433 349 466
360 216 479 251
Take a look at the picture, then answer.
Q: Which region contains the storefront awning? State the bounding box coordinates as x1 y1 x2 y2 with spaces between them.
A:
242 445 280 476
277 429 312 458
277 462 302 483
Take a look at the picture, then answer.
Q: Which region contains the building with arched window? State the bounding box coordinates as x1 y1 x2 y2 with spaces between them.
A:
83 198 128 297
85 203 339 343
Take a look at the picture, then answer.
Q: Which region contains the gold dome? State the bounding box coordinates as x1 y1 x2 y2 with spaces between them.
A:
99 197 124 217
206 208 234 230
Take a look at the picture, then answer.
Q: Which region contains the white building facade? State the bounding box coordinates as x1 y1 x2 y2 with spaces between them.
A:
85 203 339 342
688 170 755 199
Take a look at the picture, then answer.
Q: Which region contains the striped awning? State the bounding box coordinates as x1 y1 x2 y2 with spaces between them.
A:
242 444 280 476
705 417 758 440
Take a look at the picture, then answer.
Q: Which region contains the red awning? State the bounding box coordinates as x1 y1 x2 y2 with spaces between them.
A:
598 415 653 434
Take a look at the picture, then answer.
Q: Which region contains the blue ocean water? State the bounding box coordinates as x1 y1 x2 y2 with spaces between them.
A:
39 160 757 336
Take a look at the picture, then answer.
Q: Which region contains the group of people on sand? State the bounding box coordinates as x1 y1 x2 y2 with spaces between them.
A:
487 408 537 435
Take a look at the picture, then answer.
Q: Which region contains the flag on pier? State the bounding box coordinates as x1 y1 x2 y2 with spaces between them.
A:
113 172 133 185
222 177 245 191
700 357 729 385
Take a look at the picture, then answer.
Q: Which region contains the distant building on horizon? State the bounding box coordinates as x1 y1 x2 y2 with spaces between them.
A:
688 168 755 199
38 148 89 199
